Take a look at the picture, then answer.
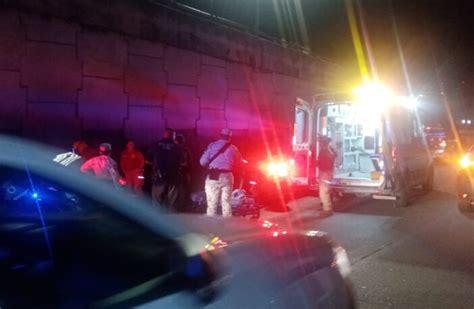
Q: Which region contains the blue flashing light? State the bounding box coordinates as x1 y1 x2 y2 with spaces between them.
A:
32 192 39 199
185 256 204 278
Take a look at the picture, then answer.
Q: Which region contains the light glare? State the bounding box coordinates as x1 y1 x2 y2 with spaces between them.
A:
460 153 473 169
265 160 290 178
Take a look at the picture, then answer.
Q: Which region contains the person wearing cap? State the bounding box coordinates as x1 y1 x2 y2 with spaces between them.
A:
80 143 122 187
316 135 337 218
146 128 184 211
200 128 242 217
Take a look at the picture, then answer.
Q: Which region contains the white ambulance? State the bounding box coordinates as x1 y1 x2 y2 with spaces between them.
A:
291 83 433 207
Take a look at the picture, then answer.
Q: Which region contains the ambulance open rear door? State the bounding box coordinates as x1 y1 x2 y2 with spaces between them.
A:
292 98 313 186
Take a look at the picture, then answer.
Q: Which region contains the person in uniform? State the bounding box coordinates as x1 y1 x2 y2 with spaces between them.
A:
175 134 193 210
200 128 242 217
120 140 145 195
147 128 183 211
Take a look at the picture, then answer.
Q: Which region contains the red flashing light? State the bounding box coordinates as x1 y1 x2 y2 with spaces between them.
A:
264 160 291 177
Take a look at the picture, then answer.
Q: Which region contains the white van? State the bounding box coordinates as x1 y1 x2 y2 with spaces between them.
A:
292 94 433 207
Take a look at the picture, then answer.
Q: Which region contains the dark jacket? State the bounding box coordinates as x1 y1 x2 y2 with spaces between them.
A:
147 138 183 184
318 145 336 172
176 144 193 178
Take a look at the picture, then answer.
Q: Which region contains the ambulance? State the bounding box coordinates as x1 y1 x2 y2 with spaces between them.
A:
289 82 433 207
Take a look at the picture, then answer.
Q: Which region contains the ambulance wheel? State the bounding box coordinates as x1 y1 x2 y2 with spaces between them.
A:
394 179 409 208
395 191 408 207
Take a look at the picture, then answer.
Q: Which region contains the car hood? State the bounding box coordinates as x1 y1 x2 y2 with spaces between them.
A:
167 214 331 248
141 214 345 309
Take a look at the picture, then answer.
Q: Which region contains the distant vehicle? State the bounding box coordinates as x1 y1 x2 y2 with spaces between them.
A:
292 82 433 207
424 126 447 159
434 139 462 164
457 146 474 212
0 135 354 308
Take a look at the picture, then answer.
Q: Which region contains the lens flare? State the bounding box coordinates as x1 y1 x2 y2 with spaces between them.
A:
460 153 473 169
265 160 290 178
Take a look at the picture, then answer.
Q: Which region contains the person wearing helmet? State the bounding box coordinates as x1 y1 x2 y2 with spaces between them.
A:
200 128 242 217
80 143 122 187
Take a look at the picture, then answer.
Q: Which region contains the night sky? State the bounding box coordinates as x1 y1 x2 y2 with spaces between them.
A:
169 0 473 110
304 0 473 101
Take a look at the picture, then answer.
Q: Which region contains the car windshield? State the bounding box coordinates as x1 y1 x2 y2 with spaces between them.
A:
0 165 180 306
0 166 95 219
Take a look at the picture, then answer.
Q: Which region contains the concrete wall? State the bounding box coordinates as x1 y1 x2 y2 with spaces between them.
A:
0 0 336 155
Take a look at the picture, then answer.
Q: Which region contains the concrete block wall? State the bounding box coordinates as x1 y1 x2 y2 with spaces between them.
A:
0 0 336 155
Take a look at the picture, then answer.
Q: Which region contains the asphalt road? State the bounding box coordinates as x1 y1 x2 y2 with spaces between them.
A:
262 164 474 308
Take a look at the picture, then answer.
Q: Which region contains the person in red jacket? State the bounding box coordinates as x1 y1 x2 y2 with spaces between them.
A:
120 140 145 195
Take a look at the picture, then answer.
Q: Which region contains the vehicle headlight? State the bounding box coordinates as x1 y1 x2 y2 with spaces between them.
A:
332 245 351 278
460 153 474 169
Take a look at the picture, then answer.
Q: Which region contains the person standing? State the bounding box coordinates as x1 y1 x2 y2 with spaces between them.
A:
200 128 242 217
80 143 122 187
316 135 337 218
147 128 183 211
120 140 145 195
175 134 193 208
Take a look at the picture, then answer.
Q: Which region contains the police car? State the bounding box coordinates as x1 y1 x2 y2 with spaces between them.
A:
0 135 354 308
